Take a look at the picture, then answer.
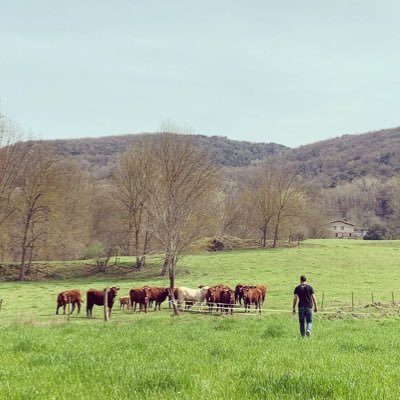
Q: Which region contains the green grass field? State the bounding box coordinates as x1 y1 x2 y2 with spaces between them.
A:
0 240 400 399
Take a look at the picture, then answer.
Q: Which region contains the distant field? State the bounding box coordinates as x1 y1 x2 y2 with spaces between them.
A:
0 240 400 399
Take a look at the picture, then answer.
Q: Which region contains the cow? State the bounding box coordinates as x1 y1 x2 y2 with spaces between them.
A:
129 287 152 313
86 287 120 318
56 289 83 315
176 286 209 310
234 284 247 305
219 288 235 314
206 284 231 312
256 284 268 304
242 286 262 314
147 287 169 311
119 296 131 311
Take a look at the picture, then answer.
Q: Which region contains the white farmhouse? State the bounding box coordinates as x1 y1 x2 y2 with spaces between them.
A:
330 220 355 238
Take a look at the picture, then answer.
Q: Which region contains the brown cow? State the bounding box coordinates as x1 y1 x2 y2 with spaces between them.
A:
256 284 267 304
56 289 83 315
129 287 151 313
86 287 120 318
119 296 131 311
219 288 235 314
147 287 169 311
243 286 262 314
206 285 231 312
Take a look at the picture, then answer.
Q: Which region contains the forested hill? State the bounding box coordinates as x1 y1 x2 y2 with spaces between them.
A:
32 126 400 185
37 133 287 178
282 127 400 187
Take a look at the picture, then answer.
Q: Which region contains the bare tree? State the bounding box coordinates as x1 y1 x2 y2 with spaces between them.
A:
112 141 154 269
245 164 278 247
146 133 220 314
271 164 305 247
89 183 126 267
0 112 26 230
14 144 60 280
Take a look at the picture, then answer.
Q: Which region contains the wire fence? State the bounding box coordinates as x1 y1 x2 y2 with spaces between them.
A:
171 290 400 318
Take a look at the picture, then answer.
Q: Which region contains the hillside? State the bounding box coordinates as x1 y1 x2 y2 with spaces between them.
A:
37 133 287 178
28 126 400 185
282 127 400 187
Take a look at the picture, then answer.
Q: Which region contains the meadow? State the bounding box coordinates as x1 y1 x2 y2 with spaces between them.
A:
0 239 400 399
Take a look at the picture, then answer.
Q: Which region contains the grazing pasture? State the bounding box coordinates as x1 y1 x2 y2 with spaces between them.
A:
0 240 400 399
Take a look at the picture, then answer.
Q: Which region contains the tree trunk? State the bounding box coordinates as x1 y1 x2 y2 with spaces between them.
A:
26 244 34 275
160 256 169 276
261 226 267 247
104 247 113 267
273 214 281 248
19 215 31 281
169 253 179 315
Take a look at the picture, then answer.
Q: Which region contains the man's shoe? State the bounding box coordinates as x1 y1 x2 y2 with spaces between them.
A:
306 329 311 337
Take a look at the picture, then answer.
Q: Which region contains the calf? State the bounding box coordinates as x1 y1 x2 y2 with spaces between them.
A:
56 289 83 315
129 287 151 313
242 286 262 314
119 296 131 311
86 287 120 318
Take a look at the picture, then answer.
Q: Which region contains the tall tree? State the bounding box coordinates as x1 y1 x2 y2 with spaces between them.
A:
271 164 304 247
245 164 278 247
112 142 154 269
14 144 60 280
0 112 26 230
146 133 220 314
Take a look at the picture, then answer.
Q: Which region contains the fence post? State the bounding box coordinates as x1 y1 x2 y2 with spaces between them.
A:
371 292 374 304
392 291 395 306
351 292 354 311
0 299 3 315
104 287 109 322
321 292 324 312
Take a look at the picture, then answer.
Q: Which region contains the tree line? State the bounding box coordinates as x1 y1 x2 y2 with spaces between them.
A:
1 113 399 281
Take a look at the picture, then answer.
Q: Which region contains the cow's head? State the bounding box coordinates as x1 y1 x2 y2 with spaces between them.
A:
58 293 68 305
142 286 152 302
200 286 209 296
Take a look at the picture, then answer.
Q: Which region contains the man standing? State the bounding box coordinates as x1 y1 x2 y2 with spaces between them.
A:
292 275 317 337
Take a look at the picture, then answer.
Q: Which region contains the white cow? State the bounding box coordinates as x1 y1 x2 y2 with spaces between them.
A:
176 286 209 309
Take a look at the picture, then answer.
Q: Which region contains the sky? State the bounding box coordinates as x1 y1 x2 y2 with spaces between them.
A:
1 1 400 148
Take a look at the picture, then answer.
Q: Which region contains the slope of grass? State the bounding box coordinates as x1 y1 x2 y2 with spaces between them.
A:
0 240 400 399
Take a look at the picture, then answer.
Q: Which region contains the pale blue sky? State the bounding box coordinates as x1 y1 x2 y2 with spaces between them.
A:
1 1 399 147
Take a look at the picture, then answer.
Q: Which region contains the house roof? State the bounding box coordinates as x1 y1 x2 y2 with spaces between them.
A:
330 220 355 226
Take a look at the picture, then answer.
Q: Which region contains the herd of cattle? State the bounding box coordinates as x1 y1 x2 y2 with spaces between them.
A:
56 284 267 318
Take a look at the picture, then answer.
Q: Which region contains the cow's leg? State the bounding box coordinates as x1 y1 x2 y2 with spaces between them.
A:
77 302 81 314
56 305 60 315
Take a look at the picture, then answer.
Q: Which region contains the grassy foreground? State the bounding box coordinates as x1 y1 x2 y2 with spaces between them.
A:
0 240 400 399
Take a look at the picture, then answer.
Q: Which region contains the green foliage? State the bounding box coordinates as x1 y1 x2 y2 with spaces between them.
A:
83 241 105 260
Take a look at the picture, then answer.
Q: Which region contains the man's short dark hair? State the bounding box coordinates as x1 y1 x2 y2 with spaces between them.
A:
300 275 307 282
